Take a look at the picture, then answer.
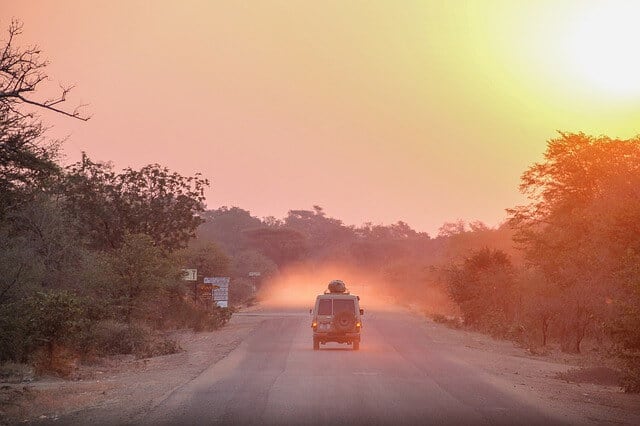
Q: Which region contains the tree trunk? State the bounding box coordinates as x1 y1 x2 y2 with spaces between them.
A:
541 317 549 347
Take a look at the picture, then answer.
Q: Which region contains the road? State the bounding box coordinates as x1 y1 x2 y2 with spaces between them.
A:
141 309 567 426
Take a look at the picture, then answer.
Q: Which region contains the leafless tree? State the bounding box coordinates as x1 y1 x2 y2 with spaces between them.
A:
0 19 89 121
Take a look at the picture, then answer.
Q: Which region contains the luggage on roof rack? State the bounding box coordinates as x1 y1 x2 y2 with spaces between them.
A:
327 279 348 294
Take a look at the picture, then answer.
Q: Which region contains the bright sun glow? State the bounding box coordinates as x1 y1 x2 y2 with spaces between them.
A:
566 1 640 97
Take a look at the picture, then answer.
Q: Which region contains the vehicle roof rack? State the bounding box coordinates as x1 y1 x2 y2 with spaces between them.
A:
324 288 350 294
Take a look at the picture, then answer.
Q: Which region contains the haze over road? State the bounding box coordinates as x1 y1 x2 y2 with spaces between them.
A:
143 309 566 425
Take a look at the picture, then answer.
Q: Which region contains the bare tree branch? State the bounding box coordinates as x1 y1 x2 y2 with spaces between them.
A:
0 19 90 121
0 263 24 305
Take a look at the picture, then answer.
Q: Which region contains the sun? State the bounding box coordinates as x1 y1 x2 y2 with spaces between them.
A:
565 1 640 98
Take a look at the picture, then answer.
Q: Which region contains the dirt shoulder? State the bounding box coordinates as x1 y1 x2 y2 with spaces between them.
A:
0 313 265 425
415 312 640 425
3 307 640 425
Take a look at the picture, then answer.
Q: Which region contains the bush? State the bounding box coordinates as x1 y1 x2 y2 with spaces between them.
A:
431 313 462 329
157 296 233 332
210 305 233 328
0 303 31 362
88 320 179 358
229 278 255 305
445 248 516 331
189 305 233 332
0 291 84 364
619 352 640 393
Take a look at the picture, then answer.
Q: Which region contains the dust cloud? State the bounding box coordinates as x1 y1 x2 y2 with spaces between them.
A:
257 262 457 316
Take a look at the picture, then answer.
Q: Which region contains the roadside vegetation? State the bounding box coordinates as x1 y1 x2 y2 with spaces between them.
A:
2 21 639 392
0 21 231 376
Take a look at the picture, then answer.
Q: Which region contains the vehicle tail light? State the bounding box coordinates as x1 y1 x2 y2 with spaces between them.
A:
356 322 361 328
312 321 317 330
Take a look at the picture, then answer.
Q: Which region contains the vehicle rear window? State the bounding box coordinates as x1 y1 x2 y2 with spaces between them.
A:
333 299 355 314
317 299 332 315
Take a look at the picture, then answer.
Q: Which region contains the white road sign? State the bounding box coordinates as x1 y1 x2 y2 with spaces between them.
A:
204 277 230 307
182 269 197 281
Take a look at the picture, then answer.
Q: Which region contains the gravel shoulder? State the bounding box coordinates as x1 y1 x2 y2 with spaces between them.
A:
414 312 640 425
2 307 640 425
0 313 265 425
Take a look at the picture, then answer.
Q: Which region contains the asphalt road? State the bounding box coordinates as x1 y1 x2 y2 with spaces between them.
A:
143 309 566 426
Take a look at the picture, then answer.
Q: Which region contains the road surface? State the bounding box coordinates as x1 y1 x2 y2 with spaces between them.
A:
141 309 567 425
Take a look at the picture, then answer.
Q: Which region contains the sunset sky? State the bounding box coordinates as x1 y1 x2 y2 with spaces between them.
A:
5 1 640 234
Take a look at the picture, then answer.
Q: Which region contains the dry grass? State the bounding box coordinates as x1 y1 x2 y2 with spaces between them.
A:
556 366 623 387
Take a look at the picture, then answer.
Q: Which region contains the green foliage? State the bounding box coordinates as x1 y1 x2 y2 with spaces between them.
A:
0 24 231 375
86 320 179 358
243 227 308 267
232 249 278 279
163 298 232 332
179 242 230 279
106 233 180 321
284 207 358 259
0 196 118 308
445 248 515 335
197 207 263 255
0 291 84 363
25 291 84 345
0 21 64 217
0 114 59 215
61 158 209 251
508 133 640 355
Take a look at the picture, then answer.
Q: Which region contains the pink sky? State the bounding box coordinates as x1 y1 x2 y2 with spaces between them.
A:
5 1 640 234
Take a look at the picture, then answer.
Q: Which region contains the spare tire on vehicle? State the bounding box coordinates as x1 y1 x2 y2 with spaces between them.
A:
332 310 356 332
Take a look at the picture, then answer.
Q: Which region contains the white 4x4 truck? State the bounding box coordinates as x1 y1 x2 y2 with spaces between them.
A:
311 280 364 351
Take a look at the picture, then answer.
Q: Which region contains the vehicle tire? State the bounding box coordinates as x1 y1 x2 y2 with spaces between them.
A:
353 340 360 351
332 310 356 332
313 337 319 350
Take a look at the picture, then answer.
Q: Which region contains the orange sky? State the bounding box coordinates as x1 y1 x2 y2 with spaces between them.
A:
5 1 640 234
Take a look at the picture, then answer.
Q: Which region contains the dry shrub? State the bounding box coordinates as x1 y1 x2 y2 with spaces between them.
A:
431 313 462 329
160 298 232 332
620 353 640 393
556 366 622 387
31 344 79 378
89 320 180 359
0 362 35 383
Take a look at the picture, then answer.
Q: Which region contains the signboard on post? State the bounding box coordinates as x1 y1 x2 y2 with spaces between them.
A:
204 277 230 308
181 269 197 281
197 283 213 302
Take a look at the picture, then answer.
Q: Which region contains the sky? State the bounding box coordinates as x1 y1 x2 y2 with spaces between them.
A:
4 1 640 234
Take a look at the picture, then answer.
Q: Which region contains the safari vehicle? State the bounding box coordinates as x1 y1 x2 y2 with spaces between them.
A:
311 280 364 350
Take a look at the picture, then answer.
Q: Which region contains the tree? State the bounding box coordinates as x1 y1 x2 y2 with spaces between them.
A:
0 20 88 215
508 132 640 353
516 268 560 347
107 233 179 321
0 195 111 306
1 20 88 120
284 207 355 260
445 248 516 335
196 207 263 255
243 227 308 267
61 157 209 251
437 220 467 238
180 242 230 279
231 249 278 281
